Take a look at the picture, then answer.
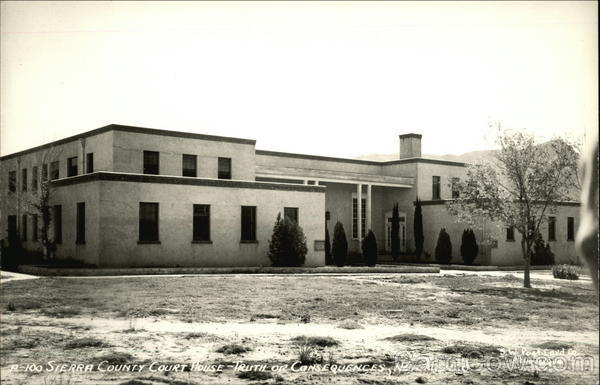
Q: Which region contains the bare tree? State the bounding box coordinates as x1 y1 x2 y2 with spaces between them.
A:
447 124 580 288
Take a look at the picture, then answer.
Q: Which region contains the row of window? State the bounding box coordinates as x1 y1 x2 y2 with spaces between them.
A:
432 176 461 200
143 151 232 179
7 153 94 193
8 203 85 245
505 216 575 242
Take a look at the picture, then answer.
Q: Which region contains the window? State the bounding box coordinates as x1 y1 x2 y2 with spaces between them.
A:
352 198 366 239
183 154 197 177
86 153 94 173
22 168 28 192
32 166 38 193
218 157 232 179
506 226 515 241
76 202 85 244
67 157 78 177
241 206 257 241
7 216 17 243
548 216 556 241
32 214 38 242
8 171 16 192
50 161 60 180
42 163 48 182
432 176 441 200
284 207 299 224
21 215 27 241
567 217 575 241
139 203 159 242
53 205 62 244
143 151 159 175
193 204 210 241
451 177 460 199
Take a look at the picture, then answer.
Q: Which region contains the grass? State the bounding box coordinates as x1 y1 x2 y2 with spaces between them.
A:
64 337 107 349
534 341 574 351
94 352 135 365
441 342 502 358
337 320 364 329
237 370 272 381
292 336 339 347
384 334 437 342
216 343 250 355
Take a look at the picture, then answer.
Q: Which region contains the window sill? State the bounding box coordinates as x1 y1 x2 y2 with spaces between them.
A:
548 239 556 242
567 239 575 242
506 239 515 242
192 240 212 244
76 241 86 245
240 240 258 244
137 240 161 244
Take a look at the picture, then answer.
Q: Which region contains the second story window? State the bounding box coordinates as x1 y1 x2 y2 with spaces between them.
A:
218 157 232 180
32 166 38 193
21 168 27 192
8 171 16 192
432 176 441 200
548 216 556 241
451 177 460 199
86 153 94 173
67 157 78 177
182 154 197 177
143 151 159 175
50 161 60 180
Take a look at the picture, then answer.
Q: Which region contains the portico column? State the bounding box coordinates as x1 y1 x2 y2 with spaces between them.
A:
303 180 308 185
366 184 372 232
357 183 362 240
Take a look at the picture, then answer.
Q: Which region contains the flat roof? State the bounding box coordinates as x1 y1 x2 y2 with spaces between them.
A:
0 124 256 161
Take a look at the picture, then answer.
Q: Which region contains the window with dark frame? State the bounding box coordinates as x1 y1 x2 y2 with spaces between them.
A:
67 157 78 177
32 214 38 242
8 171 16 192
32 166 38 193
567 217 575 241
21 215 27 241
218 157 232 179
451 177 460 199
506 226 515 241
7 215 17 243
76 202 86 244
53 205 62 244
50 161 60 180
86 153 94 173
143 151 159 175
432 176 441 200
139 202 159 242
22 168 28 192
183 154 197 177
548 216 556 241
42 163 48 181
241 206 257 241
193 204 210 241
284 207 299 224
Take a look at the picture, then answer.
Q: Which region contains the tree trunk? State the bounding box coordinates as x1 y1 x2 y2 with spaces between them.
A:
521 236 532 288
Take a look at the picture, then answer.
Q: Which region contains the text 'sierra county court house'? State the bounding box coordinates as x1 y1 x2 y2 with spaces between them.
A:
0 124 580 267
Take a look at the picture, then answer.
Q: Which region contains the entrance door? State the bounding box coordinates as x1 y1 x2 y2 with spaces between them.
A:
385 211 406 253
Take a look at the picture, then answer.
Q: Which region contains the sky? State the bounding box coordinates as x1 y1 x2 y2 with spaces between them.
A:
1 1 597 158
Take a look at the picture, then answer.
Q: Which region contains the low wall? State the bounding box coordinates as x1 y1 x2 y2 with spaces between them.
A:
18 264 440 277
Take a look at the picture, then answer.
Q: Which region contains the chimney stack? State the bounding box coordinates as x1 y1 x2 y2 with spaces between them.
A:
399 133 422 159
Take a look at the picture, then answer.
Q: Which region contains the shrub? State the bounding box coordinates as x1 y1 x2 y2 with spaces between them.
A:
268 213 308 267
362 230 378 267
552 264 579 280
292 336 339 347
65 337 106 349
384 334 436 342
216 343 250 355
460 229 479 265
532 233 555 265
414 198 424 261
331 222 348 267
434 228 452 264
324 226 333 265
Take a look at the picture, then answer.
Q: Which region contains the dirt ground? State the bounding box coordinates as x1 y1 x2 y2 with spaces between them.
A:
1 272 598 384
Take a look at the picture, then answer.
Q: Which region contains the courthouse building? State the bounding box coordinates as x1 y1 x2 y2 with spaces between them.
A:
0 124 581 267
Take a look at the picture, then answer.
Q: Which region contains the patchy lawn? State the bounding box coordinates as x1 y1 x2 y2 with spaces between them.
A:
1 273 598 384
